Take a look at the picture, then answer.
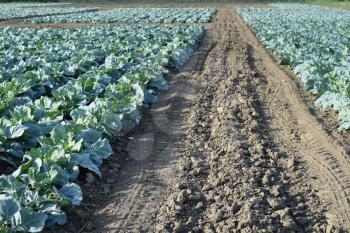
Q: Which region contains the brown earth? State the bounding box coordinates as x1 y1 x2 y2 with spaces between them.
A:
27 4 350 233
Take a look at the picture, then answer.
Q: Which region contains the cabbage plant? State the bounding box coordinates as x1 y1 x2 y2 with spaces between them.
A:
238 4 350 130
26 8 216 24
0 24 203 232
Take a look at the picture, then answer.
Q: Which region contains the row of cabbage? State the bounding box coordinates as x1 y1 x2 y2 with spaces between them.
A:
0 25 203 232
238 4 350 130
0 6 98 21
25 8 216 24
0 3 71 8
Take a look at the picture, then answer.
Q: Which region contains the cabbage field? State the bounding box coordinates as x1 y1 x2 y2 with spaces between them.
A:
0 4 97 21
2 2 350 233
0 3 70 8
238 4 350 130
0 5 216 232
25 8 216 24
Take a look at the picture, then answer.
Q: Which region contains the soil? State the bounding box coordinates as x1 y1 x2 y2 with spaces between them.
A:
5 3 350 233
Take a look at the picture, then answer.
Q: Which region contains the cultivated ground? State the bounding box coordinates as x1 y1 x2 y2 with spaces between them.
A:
5 3 349 233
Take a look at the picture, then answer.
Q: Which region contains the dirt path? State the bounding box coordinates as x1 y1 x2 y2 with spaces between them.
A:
46 6 350 233
155 7 350 233
231 10 350 230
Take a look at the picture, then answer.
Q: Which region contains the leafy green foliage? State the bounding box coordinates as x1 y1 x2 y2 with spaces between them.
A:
238 4 350 130
0 4 97 21
0 222 10 233
26 8 216 24
0 24 204 232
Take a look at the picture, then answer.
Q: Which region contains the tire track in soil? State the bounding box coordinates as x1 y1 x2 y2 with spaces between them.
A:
155 8 350 233
231 9 350 230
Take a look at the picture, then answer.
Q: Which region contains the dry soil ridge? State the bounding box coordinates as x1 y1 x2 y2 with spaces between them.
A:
154 8 342 233
232 10 350 230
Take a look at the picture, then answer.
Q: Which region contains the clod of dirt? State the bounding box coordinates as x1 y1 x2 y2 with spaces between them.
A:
287 158 295 169
85 172 96 184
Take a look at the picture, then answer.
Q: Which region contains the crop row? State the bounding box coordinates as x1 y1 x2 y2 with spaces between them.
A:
1 26 165 160
238 4 350 130
0 3 70 8
0 25 203 232
0 6 98 21
25 8 216 24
